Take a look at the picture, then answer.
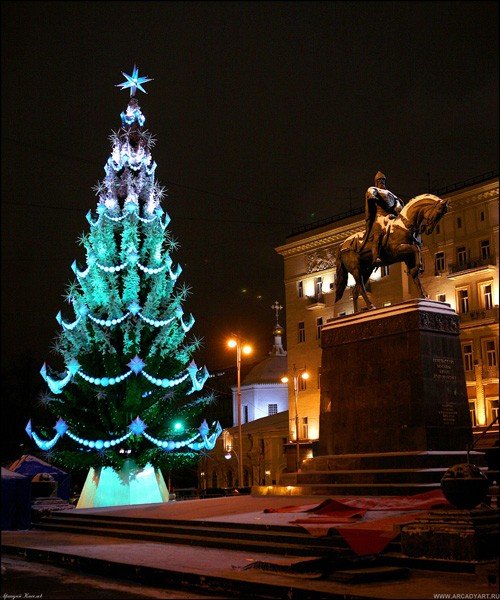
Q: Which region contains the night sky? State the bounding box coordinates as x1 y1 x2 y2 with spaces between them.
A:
1 1 498 388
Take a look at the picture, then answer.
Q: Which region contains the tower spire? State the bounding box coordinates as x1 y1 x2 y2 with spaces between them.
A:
270 301 286 356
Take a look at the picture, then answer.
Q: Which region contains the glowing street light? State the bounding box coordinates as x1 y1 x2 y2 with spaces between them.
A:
227 336 252 487
281 365 309 473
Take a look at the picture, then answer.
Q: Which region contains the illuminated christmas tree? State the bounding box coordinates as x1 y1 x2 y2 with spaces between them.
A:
26 67 221 507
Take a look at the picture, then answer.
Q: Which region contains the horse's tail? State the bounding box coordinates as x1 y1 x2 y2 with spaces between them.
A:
334 250 348 303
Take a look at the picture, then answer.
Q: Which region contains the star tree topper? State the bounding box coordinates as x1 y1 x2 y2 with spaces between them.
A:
116 65 153 97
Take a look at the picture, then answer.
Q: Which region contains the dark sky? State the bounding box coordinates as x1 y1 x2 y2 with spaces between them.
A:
1 1 498 375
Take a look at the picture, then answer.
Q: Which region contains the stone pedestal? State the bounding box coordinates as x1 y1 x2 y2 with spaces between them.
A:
400 508 500 560
280 300 480 495
319 299 472 455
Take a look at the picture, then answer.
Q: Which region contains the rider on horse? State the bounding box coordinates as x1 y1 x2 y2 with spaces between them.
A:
360 171 404 266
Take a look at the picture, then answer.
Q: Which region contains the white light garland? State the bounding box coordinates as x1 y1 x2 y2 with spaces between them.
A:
26 417 223 453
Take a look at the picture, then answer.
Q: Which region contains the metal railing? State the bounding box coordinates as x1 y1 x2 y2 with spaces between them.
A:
448 255 497 275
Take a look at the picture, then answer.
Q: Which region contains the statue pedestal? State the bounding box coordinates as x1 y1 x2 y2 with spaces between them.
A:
281 300 481 495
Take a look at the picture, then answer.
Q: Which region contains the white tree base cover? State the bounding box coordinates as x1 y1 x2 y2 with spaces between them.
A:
77 460 169 508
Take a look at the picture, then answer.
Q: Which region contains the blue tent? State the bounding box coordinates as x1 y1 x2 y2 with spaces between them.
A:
9 455 71 500
1 467 31 530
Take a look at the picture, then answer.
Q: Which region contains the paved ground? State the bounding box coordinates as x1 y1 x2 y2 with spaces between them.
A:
2 495 499 600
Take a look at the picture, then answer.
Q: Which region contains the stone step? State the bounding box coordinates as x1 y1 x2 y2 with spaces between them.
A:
300 450 487 472
285 467 457 485
36 515 355 557
272 481 443 496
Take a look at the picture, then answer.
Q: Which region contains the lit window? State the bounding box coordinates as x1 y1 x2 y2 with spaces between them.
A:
457 247 467 266
480 240 490 260
490 399 499 422
485 340 497 367
482 284 493 310
315 277 323 298
316 317 323 339
435 251 445 273
301 417 309 439
437 293 446 303
268 404 278 416
298 322 305 343
297 281 304 298
462 344 473 372
469 402 477 427
457 289 469 314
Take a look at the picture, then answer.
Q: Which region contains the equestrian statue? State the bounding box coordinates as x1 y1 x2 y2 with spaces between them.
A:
335 171 449 313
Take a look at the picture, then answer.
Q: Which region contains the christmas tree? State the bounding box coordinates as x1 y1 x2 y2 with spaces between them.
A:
26 67 221 507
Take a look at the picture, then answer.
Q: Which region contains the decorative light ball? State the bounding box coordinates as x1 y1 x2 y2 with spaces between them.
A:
167 441 175 451
175 442 181 449
94 378 101 385
109 378 116 385
101 378 109 387
104 441 110 448
95 440 104 450
83 440 89 446
441 463 490 509
161 441 168 448
88 441 95 448
110 440 116 446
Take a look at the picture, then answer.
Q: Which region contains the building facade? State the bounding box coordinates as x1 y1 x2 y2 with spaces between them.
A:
199 319 290 489
275 173 499 460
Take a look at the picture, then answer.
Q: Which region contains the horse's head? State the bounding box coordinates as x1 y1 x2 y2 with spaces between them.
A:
401 194 448 235
422 196 448 235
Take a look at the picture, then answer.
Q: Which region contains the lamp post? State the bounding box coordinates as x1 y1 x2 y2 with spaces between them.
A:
281 365 309 473
227 336 252 487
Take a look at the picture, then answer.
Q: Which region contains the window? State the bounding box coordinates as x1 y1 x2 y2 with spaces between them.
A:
437 293 446 303
315 276 323 297
482 284 493 310
227 469 233 487
462 344 474 372
259 438 265 454
490 399 499 423
317 366 322 389
436 224 440 234
211 471 218 488
297 281 303 298
480 240 490 260
457 216 462 228
469 402 477 427
381 265 390 277
485 340 497 367
301 417 309 439
435 251 445 273
268 403 278 416
480 211 485 222
316 317 323 339
457 289 469 314
299 376 307 391
457 246 467 266
243 405 249 423
298 321 305 343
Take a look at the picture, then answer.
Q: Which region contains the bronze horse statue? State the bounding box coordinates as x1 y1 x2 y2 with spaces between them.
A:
335 194 449 312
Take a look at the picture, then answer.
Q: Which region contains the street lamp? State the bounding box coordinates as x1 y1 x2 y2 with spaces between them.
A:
281 365 309 473
227 336 252 487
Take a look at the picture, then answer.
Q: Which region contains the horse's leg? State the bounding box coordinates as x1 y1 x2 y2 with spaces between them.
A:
353 267 375 310
403 255 428 299
352 285 359 313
